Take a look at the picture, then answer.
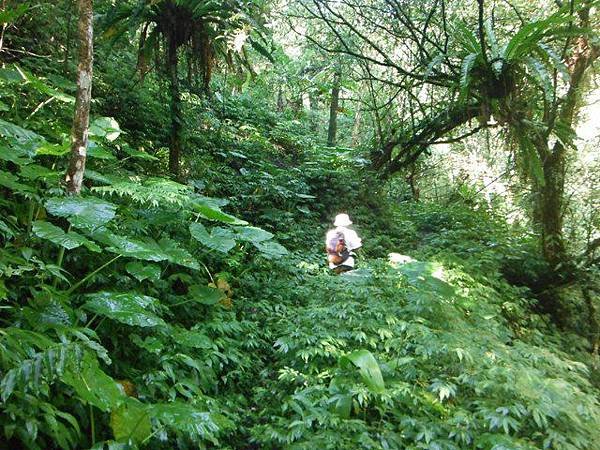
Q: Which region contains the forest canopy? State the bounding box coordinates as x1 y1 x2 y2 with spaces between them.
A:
0 0 598 448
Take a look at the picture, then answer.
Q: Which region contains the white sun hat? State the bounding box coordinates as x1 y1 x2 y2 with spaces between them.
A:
334 213 352 227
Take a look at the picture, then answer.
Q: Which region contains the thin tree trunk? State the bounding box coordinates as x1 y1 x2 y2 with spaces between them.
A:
327 69 341 147
167 33 182 179
65 0 93 195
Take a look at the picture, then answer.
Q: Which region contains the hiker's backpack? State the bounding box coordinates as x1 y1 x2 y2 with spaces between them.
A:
327 231 350 264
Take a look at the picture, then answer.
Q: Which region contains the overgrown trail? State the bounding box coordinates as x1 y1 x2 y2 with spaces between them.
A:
231 257 600 448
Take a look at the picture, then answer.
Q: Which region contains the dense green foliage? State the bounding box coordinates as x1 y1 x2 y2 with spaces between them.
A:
0 0 599 449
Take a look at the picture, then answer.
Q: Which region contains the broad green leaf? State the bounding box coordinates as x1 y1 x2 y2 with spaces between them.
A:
188 285 224 305
110 398 152 444
235 226 274 243
170 327 213 349
35 142 70 156
45 197 117 230
0 219 14 239
0 170 36 194
88 141 117 160
19 164 59 181
0 145 31 165
157 237 200 270
89 117 122 142
83 292 166 327
0 119 46 155
33 221 101 252
146 402 225 440
340 349 385 393
189 222 236 253
62 354 125 412
125 262 161 282
193 202 248 225
94 232 166 262
333 393 352 419
122 145 158 161
252 240 288 259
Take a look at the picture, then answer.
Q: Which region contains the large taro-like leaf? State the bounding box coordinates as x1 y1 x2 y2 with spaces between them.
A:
19 164 59 181
0 119 46 155
192 202 247 225
340 349 385 394
189 222 236 254
32 220 101 252
157 237 199 270
110 398 152 444
45 196 117 230
0 145 31 165
33 221 101 252
89 117 122 142
0 170 36 195
188 285 224 305
235 226 274 243
170 327 213 349
93 232 166 262
146 402 226 442
94 232 199 270
252 240 288 259
62 354 125 412
125 262 161 282
83 292 166 328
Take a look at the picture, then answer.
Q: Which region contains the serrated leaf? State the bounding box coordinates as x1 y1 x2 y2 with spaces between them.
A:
88 141 117 160
83 292 166 327
157 237 200 270
94 232 166 262
19 164 59 180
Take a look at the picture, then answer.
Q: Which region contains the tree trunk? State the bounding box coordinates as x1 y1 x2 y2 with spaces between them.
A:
167 33 182 179
539 144 567 269
65 0 93 195
327 70 341 147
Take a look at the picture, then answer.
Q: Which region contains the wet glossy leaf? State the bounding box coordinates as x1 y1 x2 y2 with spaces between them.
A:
45 197 117 230
33 221 101 252
83 292 166 327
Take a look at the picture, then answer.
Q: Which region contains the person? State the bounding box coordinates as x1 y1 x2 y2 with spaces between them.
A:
325 213 362 274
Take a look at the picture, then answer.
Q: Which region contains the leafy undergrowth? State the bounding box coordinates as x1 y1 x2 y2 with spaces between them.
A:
240 259 600 450
1 66 599 449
